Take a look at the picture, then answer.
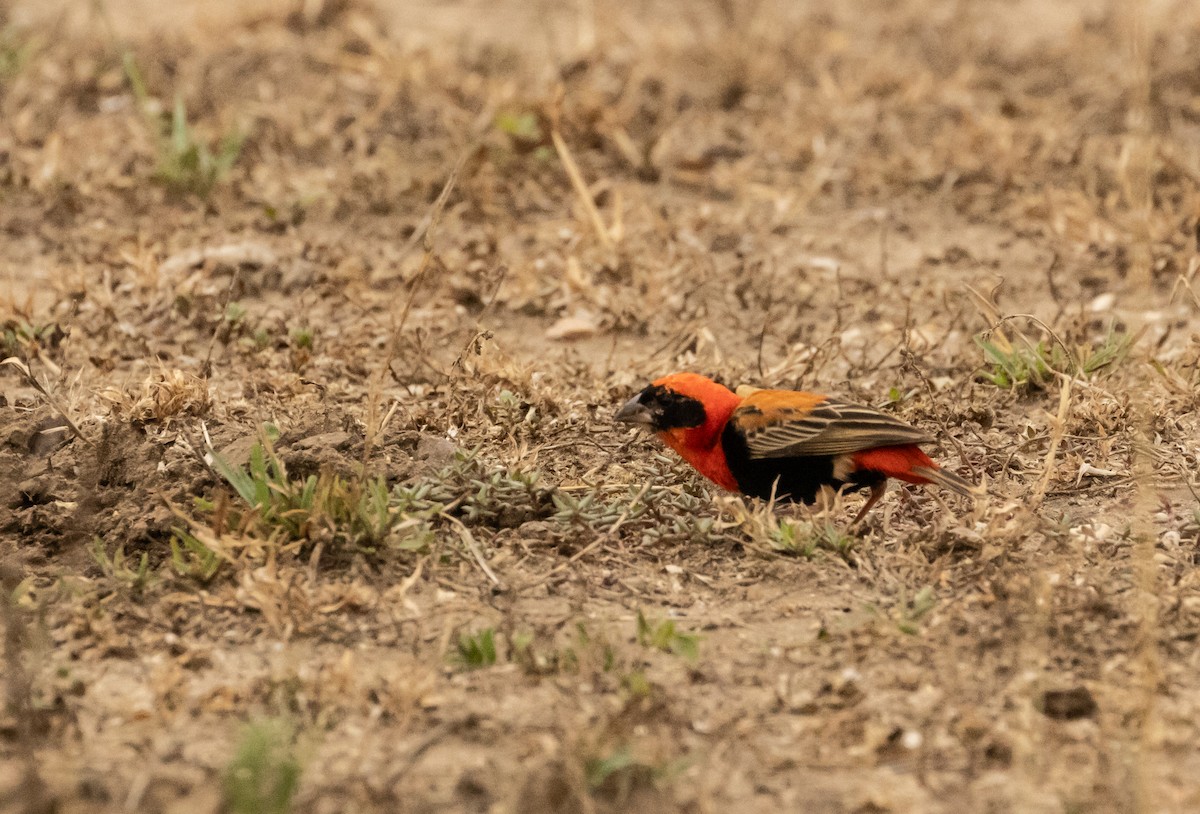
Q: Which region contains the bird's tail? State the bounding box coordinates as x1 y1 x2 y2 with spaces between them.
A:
912 465 981 498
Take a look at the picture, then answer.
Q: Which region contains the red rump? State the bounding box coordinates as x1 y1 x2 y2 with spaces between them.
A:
851 444 937 485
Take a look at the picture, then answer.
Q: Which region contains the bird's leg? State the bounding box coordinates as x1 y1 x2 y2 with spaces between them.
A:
851 481 887 526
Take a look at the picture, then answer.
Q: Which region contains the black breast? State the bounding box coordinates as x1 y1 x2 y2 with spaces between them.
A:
720 423 877 504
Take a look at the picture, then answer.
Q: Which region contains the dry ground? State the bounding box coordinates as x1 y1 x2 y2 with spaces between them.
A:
2 0 1200 812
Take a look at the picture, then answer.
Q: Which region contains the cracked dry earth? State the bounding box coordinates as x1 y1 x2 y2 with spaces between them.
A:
2 0 1200 812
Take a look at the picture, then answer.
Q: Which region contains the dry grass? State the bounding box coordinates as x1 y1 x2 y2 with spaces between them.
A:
2 0 1200 812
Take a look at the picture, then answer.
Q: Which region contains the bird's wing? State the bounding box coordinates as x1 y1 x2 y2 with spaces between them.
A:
731 390 933 458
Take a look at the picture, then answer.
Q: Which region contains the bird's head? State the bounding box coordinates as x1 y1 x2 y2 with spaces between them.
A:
614 373 739 435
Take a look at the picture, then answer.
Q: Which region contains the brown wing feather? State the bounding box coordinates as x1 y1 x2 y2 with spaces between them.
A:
732 390 933 459
731 389 828 432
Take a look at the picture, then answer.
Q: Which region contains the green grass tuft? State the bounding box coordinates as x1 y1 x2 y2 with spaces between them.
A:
635 611 700 662
975 323 1135 389
454 628 498 669
0 27 34 77
584 743 685 803
766 518 855 558
202 430 427 553
896 586 938 635
169 527 223 582
2 319 63 358
91 538 153 596
291 328 314 350
223 719 301 814
586 745 641 790
123 51 245 197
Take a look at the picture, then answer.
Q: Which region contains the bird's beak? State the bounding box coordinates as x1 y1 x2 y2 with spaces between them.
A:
614 395 655 426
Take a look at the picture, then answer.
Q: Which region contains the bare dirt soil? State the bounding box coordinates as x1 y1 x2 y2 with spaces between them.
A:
2 0 1200 812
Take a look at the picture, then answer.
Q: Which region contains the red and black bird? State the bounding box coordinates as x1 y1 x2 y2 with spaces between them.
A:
615 372 977 521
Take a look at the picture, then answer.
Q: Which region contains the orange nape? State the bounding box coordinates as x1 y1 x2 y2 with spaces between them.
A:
850 444 939 486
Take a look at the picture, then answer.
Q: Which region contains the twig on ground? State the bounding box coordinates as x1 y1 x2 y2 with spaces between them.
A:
1033 378 1072 505
1 357 90 447
549 91 615 252
444 515 503 590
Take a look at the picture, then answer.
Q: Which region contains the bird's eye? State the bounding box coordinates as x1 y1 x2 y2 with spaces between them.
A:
635 388 657 408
